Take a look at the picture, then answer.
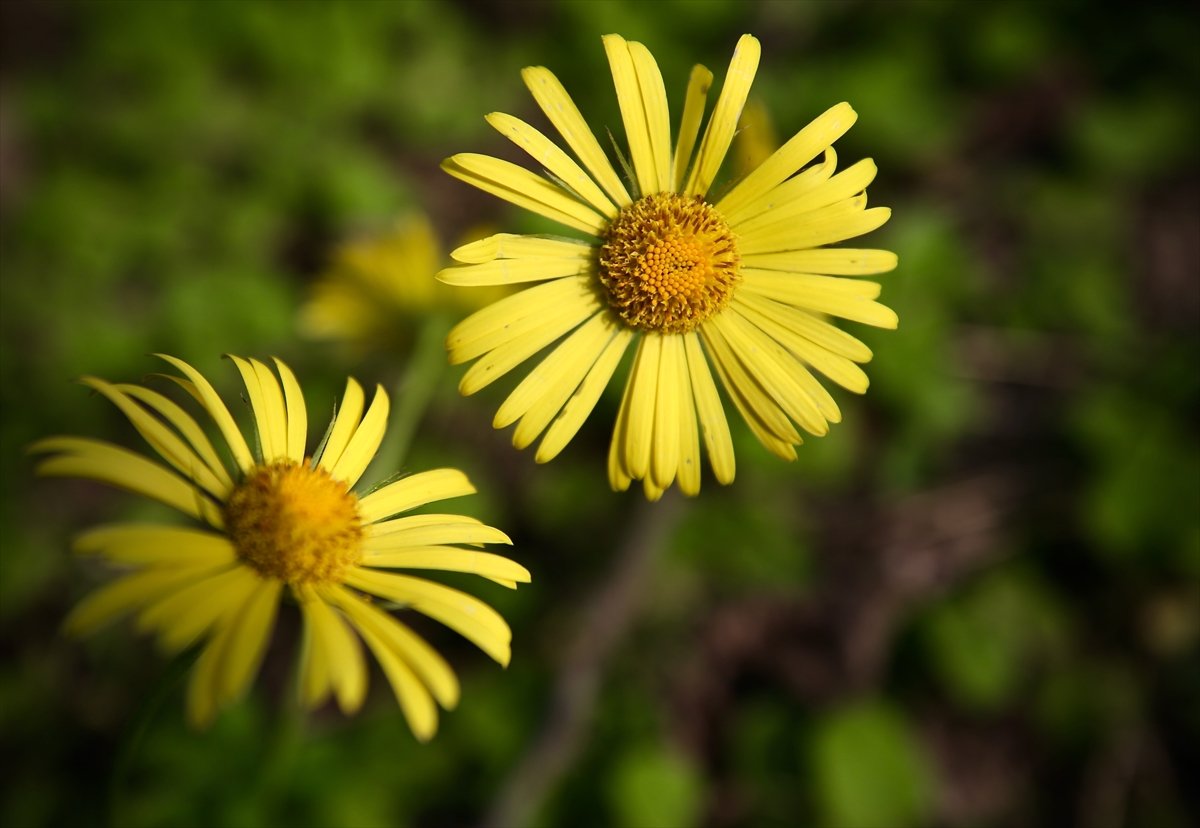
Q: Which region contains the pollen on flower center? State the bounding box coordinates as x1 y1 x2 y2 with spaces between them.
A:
225 461 363 585
598 192 741 334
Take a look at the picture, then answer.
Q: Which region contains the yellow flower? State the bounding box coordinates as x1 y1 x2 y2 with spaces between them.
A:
439 34 898 500
32 355 529 739
299 215 511 353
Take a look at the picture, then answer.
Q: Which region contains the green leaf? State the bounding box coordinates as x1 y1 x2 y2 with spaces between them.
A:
608 743 704 828
810 701 933 828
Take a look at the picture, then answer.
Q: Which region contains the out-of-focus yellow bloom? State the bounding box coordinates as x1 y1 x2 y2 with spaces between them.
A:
732 99 781 179
298 216 510 352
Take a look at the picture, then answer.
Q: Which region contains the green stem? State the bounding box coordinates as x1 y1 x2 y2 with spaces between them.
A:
370 314 451 476
107 649 198 828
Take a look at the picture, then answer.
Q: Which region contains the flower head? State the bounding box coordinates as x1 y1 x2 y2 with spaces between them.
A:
298 215 510 353
33 355 529 739
440 34 898 500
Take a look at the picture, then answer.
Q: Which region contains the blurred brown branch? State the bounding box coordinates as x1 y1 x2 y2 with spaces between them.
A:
482 492 686 828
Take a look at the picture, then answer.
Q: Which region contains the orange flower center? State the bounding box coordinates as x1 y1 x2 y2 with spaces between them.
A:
598 193 740 333
225 462 363 585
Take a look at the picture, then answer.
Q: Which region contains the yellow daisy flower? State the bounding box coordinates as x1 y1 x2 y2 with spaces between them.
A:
32 355 529 740
439 34 898 500
298 215 512 353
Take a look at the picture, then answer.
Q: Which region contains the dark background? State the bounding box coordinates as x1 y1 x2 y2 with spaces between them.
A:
1 1 1197 826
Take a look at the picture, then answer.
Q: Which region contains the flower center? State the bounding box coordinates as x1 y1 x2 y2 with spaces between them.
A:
225 461 363 585
598 192 740 334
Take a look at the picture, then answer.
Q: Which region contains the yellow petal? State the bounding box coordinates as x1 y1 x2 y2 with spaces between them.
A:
495 311 612 432
345 568 512 666
155 354 253 473
228 355 276 462
64 563 229 636
486 112 616 219
324 584 460 710
330 384 389 489
250 358 289 463
741 275 898 329
604 35 667 196
737 206 892 256
215 578 282 703
730 158 878 239
446 275 596 364
442 154 607 236
700 324 801 446
673 65 714 191
363 522 510 550
186 614 237 729
299 590 367 714
683 332 735 485
74 524 235 567
139 565 261 653
458 305 601 396
711 313 828 436
450 233 594 264
353 617 439 741
32 437 223 526
273 358 308 463
622 334 660 481
733 294 871 392
439 256 592 287
719 146 838 227
536 325 634 464
675 337 702 496
607 368 635 492
629 41 673 194
367 512 483 537
741 268 882 300
741 247 898 276
358 469 476 523
685 34 761 197
80 378 228 499
522 65 632 207
117 384 232 491
650 333 683 490
362 547 531 585
316 377 365 473
717 102 857 218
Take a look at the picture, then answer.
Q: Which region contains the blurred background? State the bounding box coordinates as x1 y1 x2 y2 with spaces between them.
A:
1 1 1197 826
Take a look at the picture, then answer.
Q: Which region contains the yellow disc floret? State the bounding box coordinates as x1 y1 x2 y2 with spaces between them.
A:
599 192 741 334
225 461 363 585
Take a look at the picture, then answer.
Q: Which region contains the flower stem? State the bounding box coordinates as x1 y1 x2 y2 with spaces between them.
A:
370 314 451 477
107 649 198 828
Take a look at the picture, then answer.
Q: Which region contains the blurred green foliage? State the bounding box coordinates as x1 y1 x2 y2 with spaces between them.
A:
1 1 1198 827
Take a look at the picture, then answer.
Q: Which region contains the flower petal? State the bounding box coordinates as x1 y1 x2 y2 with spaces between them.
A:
32 437 223 526
685 34 761 198
330 384 389 489
522 65 632 207
273 358 308 463
449 233 594 264
316 377 365 473
486 112 617 219
673 65 714 191
156 354 253 473
344 568 512 666
536 326 634 464
683 332 735 485
717 102 857 218
442 154 607 236
358 469 476 523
